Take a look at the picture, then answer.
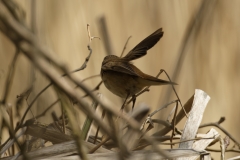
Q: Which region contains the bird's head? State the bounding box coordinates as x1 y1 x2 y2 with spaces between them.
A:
102 55 120 66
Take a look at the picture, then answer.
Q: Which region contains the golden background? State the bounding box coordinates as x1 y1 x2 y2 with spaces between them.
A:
0 0 239 159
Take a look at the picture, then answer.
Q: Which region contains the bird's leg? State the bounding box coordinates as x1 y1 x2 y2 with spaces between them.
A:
121 93 130 111
132 95 136 111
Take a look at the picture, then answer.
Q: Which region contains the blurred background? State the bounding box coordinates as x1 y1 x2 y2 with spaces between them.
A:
0 0 240 159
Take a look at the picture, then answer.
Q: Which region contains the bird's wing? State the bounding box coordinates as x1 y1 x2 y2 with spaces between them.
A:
123 28 164 61
102 61 178 85
102 61 139 77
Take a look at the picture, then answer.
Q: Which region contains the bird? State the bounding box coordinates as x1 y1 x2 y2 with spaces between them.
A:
100 28 177 110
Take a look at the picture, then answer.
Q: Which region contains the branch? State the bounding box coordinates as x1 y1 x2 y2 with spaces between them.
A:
199 117 240 147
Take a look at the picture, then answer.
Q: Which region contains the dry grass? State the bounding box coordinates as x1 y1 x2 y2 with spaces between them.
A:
0 0 240 159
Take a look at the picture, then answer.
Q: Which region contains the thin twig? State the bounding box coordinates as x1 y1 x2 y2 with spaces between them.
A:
61 102 66 134
120 36 132 58
149 100 178 117
15 83 52 131
134 136 215 150
159 69 185 115
63 45 93 76
199 117 240 147
152 94 194 137
1 47 20 104
81 81 103 98
206 148 240 153
35 99 60 119
89 137 111 154
140 100 178 139
93 110 105 144
80 74 100 83
87 24 100 45
127 69 164 104
161 137 215 145
160 70 182 106
170 100 178 148
152 119 172 128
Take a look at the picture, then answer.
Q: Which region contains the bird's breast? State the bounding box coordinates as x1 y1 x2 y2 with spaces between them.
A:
101 70 144 98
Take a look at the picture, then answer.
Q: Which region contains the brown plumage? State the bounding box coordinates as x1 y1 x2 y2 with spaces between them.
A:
101 28 177 109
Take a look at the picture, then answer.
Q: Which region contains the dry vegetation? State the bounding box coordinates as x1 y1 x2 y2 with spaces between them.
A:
0 0 240 160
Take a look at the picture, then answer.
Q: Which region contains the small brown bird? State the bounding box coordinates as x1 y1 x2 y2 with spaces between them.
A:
101 28 177 109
